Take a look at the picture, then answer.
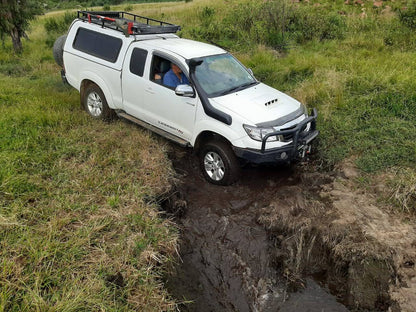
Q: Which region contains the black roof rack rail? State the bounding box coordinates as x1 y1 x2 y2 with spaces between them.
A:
77 11 181 37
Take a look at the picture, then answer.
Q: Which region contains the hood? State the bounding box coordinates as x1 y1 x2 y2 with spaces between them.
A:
209 83 302 125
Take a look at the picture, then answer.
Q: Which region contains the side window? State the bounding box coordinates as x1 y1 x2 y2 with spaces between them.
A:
130 48 148 77
73 28 122 63
150 55 171 85
150 55 190 89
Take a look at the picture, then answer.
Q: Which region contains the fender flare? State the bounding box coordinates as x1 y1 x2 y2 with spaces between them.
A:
192 120 242 151
78 71 115 109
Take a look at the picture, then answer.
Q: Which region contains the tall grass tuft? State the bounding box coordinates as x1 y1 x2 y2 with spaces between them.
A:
388 168 416 213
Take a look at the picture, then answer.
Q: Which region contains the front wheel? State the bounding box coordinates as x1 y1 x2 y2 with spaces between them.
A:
199 140 241 185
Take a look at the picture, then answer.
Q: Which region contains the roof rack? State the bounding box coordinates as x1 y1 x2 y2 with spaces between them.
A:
77 11 181 37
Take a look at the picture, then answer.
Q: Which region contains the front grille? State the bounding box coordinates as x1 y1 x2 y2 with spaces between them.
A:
279 122 310 142
280 125 296 141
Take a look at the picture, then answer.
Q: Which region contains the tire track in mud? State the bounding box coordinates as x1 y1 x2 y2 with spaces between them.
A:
165 147 349 311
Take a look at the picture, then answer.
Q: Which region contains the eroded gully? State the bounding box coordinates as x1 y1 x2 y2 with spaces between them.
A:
164 146 349 312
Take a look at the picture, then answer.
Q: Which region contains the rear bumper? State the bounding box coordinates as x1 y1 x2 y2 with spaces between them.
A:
233 108 319 164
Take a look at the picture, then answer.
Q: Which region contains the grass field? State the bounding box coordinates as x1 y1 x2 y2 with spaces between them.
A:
1 0 415 310
1 9 178 310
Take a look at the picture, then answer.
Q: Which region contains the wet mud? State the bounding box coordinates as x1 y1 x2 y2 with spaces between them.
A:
165 147 350 311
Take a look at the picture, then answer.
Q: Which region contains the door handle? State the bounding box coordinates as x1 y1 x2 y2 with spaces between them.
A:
145 87 155 94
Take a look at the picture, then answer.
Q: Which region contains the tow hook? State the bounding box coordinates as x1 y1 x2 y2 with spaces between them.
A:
298 145 312 158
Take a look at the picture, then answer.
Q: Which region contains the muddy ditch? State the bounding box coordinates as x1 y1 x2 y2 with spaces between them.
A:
161 146 416 311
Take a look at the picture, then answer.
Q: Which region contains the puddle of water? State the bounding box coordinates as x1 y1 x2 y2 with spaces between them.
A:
279 278 348 312
166 147 349 311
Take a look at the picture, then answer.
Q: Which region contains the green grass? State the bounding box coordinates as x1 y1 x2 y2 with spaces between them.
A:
1 0 416 310
0 16 178 311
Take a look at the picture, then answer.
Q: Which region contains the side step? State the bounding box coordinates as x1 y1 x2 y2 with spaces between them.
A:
117 111 190 147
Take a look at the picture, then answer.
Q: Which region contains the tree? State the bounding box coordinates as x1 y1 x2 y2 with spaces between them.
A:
0 0 42 53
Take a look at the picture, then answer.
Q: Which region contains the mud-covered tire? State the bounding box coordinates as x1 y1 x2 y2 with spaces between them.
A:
83 84 114 121
200 140 241 185
53 35 67 68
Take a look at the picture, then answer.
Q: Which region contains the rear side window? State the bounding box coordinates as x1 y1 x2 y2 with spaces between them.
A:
73 28 122 63
130 48 148 77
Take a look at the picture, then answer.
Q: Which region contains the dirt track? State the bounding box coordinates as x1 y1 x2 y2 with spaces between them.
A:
165 147 416 312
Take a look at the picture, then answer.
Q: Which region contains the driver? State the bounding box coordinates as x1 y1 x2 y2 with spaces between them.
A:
163 63 189 88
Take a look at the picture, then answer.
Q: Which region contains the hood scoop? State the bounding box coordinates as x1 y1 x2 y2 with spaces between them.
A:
264 98 278 107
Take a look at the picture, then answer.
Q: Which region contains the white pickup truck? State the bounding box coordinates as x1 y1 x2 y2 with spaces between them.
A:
54 11 319 185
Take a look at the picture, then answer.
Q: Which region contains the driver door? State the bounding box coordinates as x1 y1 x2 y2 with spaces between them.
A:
141 53 197 142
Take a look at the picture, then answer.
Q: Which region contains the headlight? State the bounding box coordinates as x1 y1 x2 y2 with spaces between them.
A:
243 124 281 142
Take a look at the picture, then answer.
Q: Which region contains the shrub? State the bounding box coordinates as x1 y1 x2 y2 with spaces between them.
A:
200 6 215 22
44 11 77 47
189 6 228 44
288 8 346 43
221 0 293 50
190 0 346 51
124 4 133 12
398 1 416 29
44 12 76 35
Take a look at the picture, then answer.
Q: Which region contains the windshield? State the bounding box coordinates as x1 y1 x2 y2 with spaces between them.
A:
193 53 257 98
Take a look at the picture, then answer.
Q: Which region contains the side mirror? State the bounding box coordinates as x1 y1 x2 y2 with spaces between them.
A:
175 84 195 97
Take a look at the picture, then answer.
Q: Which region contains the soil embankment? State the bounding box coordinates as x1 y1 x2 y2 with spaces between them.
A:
165 147 416 311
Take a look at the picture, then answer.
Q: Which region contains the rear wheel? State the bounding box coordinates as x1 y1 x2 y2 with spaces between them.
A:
200 140 240 185
83 84 114 120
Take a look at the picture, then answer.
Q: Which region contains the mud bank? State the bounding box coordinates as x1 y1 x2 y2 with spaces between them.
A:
164 148 416 311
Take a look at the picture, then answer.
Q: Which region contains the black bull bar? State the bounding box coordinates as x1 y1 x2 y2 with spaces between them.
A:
260 108 319 157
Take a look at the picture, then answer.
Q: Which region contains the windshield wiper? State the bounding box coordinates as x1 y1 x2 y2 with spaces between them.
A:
237 81 258 91
218 81 258 96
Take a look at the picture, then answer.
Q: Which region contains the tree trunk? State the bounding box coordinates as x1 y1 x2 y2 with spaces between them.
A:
10 26 22 53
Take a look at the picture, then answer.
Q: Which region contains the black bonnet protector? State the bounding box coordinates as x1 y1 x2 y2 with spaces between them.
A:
187 58 232 125
256 105 304 128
